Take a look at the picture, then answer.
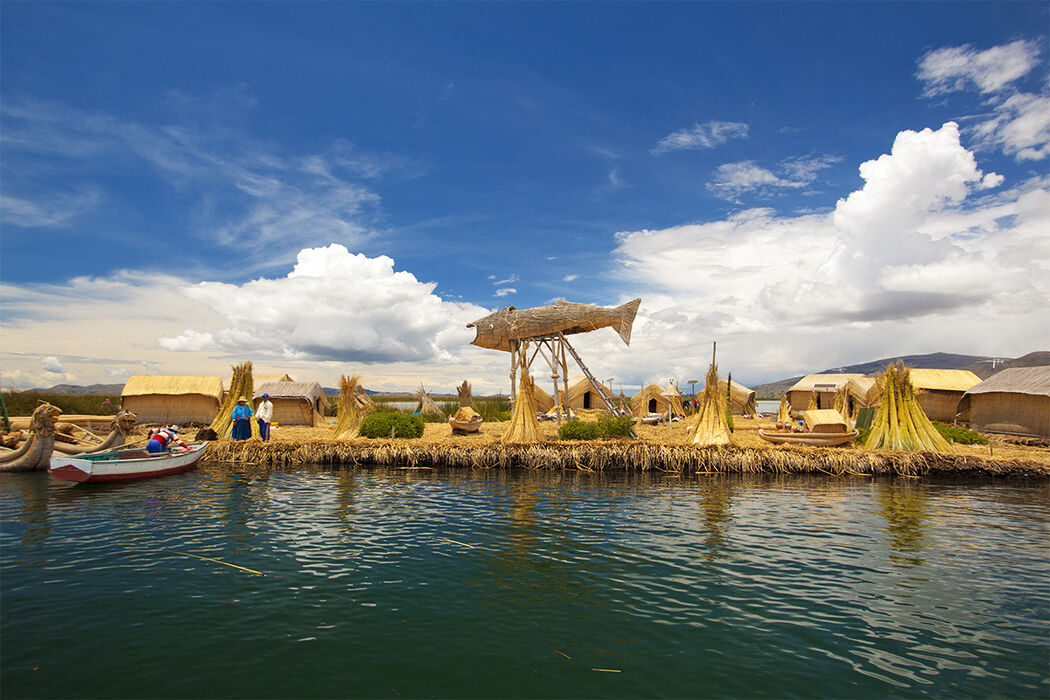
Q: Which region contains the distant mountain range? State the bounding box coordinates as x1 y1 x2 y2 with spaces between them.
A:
16 350 1048 397
751 350 1049 398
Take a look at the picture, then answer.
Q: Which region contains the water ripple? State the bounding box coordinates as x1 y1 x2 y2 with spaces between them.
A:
1 469 1047 698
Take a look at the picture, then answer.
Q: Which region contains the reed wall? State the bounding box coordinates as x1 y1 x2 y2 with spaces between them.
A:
968 392 1050 438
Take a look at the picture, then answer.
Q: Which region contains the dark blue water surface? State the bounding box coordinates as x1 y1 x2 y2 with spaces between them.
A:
2 466 1048 698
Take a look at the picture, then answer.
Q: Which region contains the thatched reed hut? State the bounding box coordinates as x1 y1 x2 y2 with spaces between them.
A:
631 384 686 418
956 366 1050 438
254 381 327 426
846 376 878 415
532 384 556 413
717 379 758 415
786 374 865 414
121 375 223 425
558 376 615 411
908 369 982 422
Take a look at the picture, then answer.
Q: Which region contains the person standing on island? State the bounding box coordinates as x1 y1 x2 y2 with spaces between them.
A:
232 396 253 440
256 393 273 442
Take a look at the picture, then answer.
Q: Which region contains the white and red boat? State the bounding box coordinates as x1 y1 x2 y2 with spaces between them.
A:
49 442 207 483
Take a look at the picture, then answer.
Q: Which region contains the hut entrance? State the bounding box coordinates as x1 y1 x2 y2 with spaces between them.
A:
648 398 658 413
583 392 593 409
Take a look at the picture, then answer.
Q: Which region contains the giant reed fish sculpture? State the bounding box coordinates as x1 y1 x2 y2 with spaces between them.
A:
467 298 642 352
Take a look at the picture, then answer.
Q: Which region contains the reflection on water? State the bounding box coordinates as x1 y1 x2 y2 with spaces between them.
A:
878 480 928 567
697 476 732 558
1 468 1048 699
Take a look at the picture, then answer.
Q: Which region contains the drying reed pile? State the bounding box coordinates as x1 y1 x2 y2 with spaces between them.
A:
414 384 444 419
807 391 818 411
501 374 544 444
332 375 374 440
210 361 256 439
691 361 731 446
865 364 953 453
202 439 1046 478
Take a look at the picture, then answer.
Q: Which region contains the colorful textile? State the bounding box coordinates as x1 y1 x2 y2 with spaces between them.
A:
232 418 251 441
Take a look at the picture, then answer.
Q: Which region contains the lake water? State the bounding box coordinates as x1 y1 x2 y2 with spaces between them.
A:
2 467 1047 698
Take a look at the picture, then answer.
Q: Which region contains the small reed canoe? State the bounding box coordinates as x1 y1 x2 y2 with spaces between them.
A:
758 429 859 447
49 442 207 483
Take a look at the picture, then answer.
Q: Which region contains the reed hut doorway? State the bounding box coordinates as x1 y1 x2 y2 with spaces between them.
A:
648 398 658 413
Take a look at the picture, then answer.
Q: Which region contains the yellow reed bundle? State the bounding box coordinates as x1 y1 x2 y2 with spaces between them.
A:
691 361 731 446
834 385 850 422
210 361 256 439
500 374 544 444
806 391 818 411
456 380 473 408
865 363 953 453
332 375 373 440
776 396 791 422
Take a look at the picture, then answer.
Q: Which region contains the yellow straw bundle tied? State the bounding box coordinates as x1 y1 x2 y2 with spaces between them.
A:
806 391 818 411
500 374 544 444
332 375 373 440
210 361 257 439
691 362 731 446
835 386 850 422
776 396 791 423
865 363 953 453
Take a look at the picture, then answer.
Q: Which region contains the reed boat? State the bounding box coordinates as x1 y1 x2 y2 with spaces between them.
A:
759 409 859 447
49 442 207 483
757 429 859 447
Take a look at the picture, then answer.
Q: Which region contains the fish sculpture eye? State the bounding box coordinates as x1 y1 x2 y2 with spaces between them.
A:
489 324 494 329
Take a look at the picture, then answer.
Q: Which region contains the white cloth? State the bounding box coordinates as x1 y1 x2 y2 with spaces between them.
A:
256 399 274 423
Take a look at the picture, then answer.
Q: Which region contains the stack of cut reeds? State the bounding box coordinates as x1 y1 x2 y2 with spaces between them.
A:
834 385 850 422
500 374 544 444
210 361 256 439
691 361 731 446
776 396 791 423
865 363 953 453
332 375 373 440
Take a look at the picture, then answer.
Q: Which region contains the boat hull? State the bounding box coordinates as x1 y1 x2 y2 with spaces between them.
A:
49 443 206 483
758 429 859 447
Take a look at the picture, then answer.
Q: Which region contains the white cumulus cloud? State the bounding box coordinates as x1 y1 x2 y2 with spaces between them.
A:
42 356 65 373
607 122 1049 385
161 244 490 364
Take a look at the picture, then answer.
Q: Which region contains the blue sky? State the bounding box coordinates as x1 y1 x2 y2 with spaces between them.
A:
2 2 1048 393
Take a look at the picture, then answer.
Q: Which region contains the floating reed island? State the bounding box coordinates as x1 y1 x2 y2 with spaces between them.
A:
200 428 1050 479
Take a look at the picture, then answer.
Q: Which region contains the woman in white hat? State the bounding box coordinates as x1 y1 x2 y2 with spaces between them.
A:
231 396 253 440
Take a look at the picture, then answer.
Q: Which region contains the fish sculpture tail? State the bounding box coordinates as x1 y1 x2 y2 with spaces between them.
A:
615 298 642 346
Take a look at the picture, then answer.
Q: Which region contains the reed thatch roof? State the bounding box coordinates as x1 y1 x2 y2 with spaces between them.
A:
253 381 325 403
253 373 294 385
847 376 878 405
909 369 982 393
631 383 685 417
717 379 758 414
122 376 223 399
787 373 866 393
964 366 1050 398
803 409 848 431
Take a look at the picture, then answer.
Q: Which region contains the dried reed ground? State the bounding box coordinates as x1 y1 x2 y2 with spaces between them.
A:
153 415 1050 476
